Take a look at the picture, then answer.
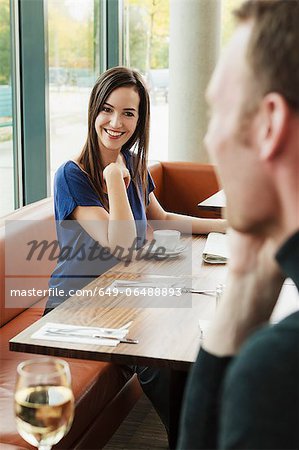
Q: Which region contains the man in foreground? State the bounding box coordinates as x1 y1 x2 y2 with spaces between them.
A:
178 1 299 448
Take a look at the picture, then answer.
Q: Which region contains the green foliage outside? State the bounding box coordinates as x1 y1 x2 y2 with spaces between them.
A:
125 0 245 73
0 0 245 86
0 0 10 85
48 1 95 70
125 0 169 73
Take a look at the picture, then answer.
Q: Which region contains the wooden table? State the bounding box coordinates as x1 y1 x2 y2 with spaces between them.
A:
9 236 298 371
198 190 226 216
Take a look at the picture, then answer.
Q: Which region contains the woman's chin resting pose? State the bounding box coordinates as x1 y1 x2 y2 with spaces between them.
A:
45 66 226 448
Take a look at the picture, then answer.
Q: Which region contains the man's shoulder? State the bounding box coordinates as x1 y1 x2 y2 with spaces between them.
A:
248 310 299 352
219 315 299 449
227 311 299 383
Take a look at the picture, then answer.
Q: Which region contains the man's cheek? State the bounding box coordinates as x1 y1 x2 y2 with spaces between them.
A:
204 126 216 159
205 134 222 165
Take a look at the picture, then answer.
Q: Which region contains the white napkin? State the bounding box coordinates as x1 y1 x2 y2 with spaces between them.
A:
202 232 229 264
31 322 128 347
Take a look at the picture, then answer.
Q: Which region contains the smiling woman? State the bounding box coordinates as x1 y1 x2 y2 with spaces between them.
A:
45 66 226 448
46 66 226 310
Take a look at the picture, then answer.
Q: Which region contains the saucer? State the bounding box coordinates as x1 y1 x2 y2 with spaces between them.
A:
146 244 187 259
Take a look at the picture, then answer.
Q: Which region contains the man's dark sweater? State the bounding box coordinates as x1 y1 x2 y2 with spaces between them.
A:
177 231 299 449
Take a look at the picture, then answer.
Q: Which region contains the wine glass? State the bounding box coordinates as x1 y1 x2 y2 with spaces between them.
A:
14 358 74 450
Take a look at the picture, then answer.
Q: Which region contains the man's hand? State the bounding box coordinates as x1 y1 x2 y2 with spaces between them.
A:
203 230 285 356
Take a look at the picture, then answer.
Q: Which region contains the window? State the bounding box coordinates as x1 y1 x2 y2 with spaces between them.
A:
1 0 245 217
0 0 14 217
123 0 170 161
47 0 101 191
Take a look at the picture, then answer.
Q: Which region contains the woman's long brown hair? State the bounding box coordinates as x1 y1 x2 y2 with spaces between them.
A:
78 66 150 211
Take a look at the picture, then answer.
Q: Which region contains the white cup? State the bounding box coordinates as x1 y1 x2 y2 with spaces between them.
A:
153 229 181 252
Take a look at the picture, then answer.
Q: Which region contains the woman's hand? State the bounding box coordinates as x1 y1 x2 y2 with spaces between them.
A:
103 162 131 188
101 162 136 249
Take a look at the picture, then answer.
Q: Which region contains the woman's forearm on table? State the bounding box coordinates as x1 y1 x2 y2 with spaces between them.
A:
163 212 226 234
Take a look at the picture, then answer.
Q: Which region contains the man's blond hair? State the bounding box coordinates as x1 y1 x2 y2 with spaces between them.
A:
235 0 299 113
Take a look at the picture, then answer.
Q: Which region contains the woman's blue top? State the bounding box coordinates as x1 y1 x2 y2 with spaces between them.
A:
46 150 155 310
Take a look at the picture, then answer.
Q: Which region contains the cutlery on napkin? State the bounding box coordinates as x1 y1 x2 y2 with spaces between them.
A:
45 329 138 344
31 322 137 346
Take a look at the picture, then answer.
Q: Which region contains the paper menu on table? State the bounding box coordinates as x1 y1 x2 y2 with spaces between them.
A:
202 232 229 264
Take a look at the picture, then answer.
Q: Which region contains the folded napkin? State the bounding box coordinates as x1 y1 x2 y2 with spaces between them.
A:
202 232 229 264
31 322 128 347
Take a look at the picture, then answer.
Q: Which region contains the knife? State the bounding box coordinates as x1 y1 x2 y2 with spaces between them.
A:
45 330 139 344
114 282 156 288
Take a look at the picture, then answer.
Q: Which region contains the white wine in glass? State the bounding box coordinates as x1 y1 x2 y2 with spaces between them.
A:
14 358 74 450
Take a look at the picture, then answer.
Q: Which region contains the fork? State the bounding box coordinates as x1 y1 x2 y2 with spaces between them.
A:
179 288 216 295
47 327 116 335
45 329 138 344
46 321 133 336
113 281 156 288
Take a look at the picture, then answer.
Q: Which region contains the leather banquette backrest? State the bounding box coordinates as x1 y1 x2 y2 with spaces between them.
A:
149 160 219 218
0 198 56 327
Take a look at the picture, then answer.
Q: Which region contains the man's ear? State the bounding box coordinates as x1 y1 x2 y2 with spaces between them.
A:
257 93 290 161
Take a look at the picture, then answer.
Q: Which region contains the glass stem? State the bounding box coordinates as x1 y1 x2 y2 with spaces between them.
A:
38 446 52 450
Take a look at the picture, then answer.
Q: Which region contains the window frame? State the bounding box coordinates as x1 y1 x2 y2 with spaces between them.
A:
8 0 122 210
